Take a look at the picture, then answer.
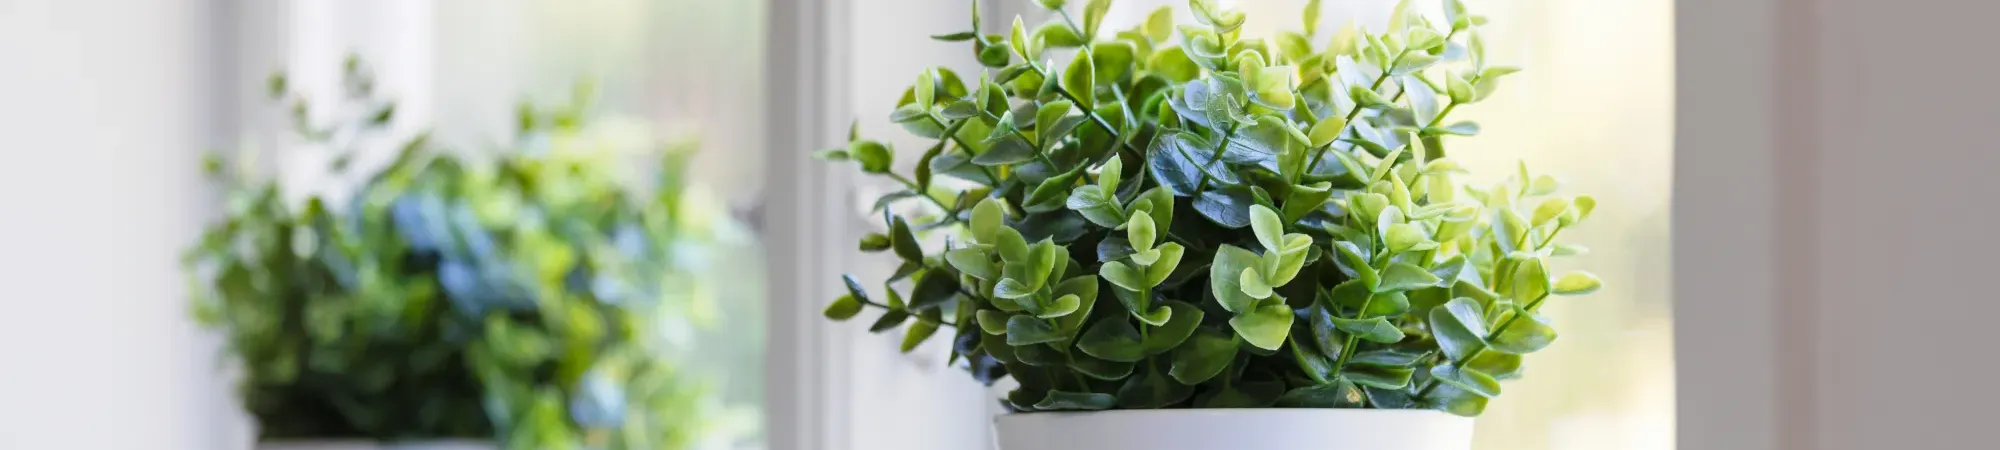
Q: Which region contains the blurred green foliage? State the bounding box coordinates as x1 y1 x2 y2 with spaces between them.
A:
185 58 748 449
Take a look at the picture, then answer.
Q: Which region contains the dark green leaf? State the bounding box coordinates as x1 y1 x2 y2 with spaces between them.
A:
1078 318 1147 362
909 270 960 310
1117 366 1197 408
869 310 911 332
1343 365 1414 389
1169 328 1237 385
1071 353 1135 381
1329 316 1403 343
1428 297 1489 362
1427 384 1490 417
1348 350 1426 367
1194 187 1254 228
901 317 941 352
1033 391 1117 411
1142 301 1204 355
851 140 893 173
932 31 978 41
1276 379 1366 408
1147 132 1237 196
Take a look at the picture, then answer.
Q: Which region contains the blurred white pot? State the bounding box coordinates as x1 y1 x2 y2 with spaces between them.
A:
256 440 494 450
993 409 1473 450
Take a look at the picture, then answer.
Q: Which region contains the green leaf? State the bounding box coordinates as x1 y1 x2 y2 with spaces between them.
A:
1144 6 1174 42
1332 242 1379 292
1221 116 1298 174
970 198 1006 244
823 295 863 320
858 233 892 252
1553 271 1603 295
1342 365 1414 389
1467 352 1525 380
1009 17 1032 60
932 31 978 42
1097 154 1125 190
1510 256 1550 302
1143 301 1204 355
1428 297 1489 362
1035 21 1085 48
1430 364 1502 398
1035 100 1077 148
1006 315 1067 345
1169 328 1238 385
890 215 922 262
1362 290 1411 317
1063 50 1096 108
1249 204 1284 251
1198 381 1284 408
1229 300 1294 351
1038 294 1082 318
909 270 960 310
1083 0 1112 38
1377 262 1443 292
1302 0 1324 36
1384 223 1435 254
901 318 941 352
1532 197 1572 227
1239 268 1274 299
976 310 1012 335
1147 243 1185 286
1275 32 1313 64
1347 350 1426 367
1025 167 1085 213
1099 261 1146 292
812 148 850 161
914 70 937 108
851 140 892 173
1118 366 1196 408
1491 309 1557 354
1126 213 1158 251
1209 244 1263 313
1194 187 1256 228
1308 116 1347 148
1282 182 1334 223
1147 132 1235 196
1276 379 1366 408
1066 185 1125 227
1328 316 1403 343
1446 70 1474 104
1149 46 1201 83
1078 318 1147 362
869 310 911 332
1429 384 1491 417
1389 52 1440 75
1034 391 1117 411
1071 354 1136 380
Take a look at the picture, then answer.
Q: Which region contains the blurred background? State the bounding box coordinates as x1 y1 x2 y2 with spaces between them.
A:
0 0 1670 449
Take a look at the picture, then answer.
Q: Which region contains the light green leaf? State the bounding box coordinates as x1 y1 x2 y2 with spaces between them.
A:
1126 213 1158 251
994 226 1029 262
1145 6 1174 42
1553 271 1603 295
1446 70 1474 104
1532 197 1571 226
1343 365 1414 389
1149 46 1201 83
1308 116 1347 148
1249 204 1284 251
915 70 936 107
1146 243 1185 286
1099 260 1146 292
1038 294 1082 319
1303 0 1324 36
1098 154 1124 190
851 140 893 174
976 310 1012 335
1229 300 1294 350
1384 223 1434 254
1332 241 1379 292
823 295 863 320
1240 267 1274 299
1066 185 1125 227
1490 309 1557 354
1510 256 1549 303
1377 262 1442 292
1010 17 1032 60
946 248 997 280
1210 244 1263 313
1063 50 1096 108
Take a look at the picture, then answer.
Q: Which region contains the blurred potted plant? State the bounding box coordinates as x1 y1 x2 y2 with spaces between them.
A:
185 60 750 450
816 1 1604 449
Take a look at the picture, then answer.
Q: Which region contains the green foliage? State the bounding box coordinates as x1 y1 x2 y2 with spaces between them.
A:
186 62 747 448
818 0 1598 417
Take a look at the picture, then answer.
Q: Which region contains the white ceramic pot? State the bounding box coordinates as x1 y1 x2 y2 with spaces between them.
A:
994 409 1473 450
255 440 495 450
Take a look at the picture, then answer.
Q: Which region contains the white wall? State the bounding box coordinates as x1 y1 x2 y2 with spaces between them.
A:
0 0 235 448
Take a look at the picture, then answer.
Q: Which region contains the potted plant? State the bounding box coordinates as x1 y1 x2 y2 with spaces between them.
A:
185 61 749 450
816 1 1604 449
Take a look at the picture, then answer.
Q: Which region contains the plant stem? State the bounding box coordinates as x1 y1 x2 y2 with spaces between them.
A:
928 116 1002 183
886 172 964 224
1304 27 1463 173
1026 62 1143 159
1056 9 1085 38
854 298 959 329
1193 124 1240 193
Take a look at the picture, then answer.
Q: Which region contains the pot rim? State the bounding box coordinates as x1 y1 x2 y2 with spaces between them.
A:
995 408 1469 423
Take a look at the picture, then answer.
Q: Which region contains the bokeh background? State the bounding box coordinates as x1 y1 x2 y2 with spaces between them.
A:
0 1 1669 449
